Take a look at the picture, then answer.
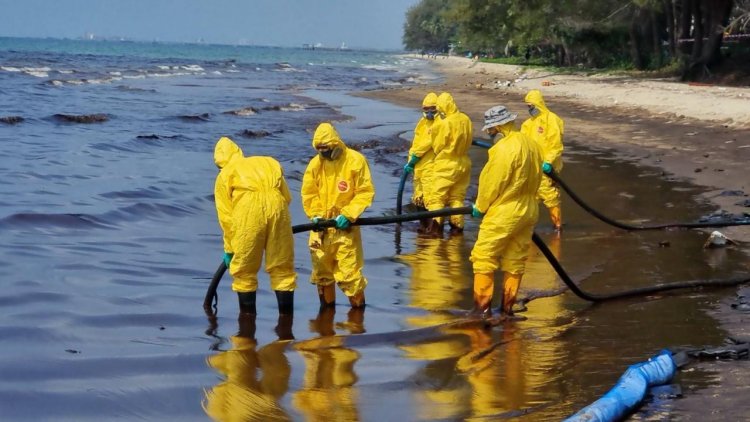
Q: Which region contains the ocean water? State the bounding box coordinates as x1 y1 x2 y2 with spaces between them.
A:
0 37 437 421
1 37 747 421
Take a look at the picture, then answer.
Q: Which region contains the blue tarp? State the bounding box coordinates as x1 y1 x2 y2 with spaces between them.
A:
565 350 676 422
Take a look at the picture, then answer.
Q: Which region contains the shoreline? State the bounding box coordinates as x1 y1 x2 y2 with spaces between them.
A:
359 56 750 419
361 55 750 243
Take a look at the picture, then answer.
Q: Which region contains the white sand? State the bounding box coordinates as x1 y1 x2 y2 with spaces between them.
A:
433 56 750 128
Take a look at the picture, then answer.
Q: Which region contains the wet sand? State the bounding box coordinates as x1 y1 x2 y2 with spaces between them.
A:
360 56 750 243
358 57 750 419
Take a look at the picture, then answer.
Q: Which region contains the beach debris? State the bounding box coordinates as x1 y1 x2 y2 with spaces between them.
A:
541 80 553 86
239 129 272 139
54 113 109 123
736 199 750 207
703 231 735 249
494 80 513 88
262 103 306 112
348 139 382 151
178 113 211 122
223 106 258 116
0 115 24 124
716 190 745 197
658 240 671 248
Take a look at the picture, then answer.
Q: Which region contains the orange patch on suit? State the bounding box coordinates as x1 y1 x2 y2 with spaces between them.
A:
337 180 350 192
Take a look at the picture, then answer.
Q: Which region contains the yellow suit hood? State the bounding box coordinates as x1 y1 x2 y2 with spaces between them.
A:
437 92 458 116
214 136 244 169
312 122 346 150
422 92 438 108
524 89 549 112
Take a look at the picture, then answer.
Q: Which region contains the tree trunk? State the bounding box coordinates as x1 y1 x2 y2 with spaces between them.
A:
630 13 645 70
651 9 663 68
690 0 703 62
665 0 676 56
698 0 733 65
678 0 693 54
683 0 734 80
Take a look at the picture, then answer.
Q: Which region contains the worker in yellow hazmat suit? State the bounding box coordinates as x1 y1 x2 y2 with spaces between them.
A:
520 89 565 232
301 123 375 308
424 92 473 235
404 92 439 213
470 106 543 316
214 136 296 315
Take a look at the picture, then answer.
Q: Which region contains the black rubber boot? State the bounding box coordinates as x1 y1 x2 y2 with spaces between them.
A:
237 291 257 315
275 290 294 315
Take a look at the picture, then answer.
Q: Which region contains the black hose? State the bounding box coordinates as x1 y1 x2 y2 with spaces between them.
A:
531 232 750 302
545 169 750 230
203 261 227 313
470 141 750 230
203 206 474 309
292 206 472 233
396 171 408 215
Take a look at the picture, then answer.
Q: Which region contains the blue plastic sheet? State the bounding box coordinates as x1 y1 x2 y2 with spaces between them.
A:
565 349 676 422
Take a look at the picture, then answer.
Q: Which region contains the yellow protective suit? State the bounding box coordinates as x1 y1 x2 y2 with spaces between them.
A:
301 123 375 297
470 126 543 275
425 92 473 229
408 92 439 208
214 136 297 293
520 89 564 210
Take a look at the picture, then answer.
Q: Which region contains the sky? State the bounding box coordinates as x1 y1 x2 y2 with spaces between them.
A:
0 0 420 50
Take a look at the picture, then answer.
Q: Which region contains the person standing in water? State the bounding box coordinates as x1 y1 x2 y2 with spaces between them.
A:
521 89 565 232
423 92 473 236
301 122 375 308
213 136 297 316
403 92 439 230
470 106 543 317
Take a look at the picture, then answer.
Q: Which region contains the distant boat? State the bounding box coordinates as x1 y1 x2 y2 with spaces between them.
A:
301 42 351 51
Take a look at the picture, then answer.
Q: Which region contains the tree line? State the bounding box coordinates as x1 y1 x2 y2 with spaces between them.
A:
403 0 750 82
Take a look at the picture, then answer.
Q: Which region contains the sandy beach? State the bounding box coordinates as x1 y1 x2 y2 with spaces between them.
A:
360 55 750 418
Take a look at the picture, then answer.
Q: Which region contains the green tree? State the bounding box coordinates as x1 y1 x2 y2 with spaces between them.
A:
402 0 456 52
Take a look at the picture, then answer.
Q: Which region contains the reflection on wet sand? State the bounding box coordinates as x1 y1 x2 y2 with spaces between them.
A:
292 307 365 421
396 232 574 419
202 313 293 421
398 234 473 327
